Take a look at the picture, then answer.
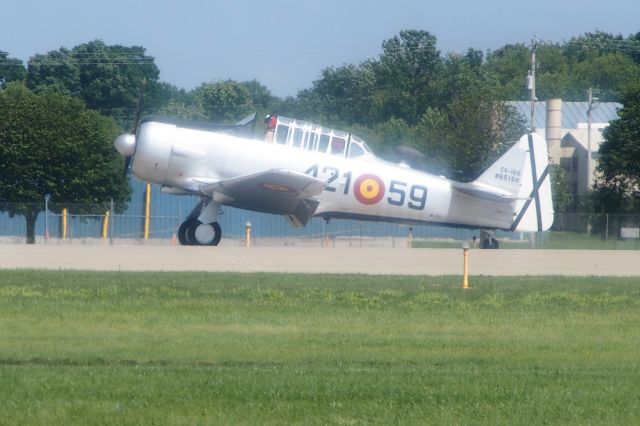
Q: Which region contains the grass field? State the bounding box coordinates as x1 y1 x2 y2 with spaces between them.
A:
1 271 639 425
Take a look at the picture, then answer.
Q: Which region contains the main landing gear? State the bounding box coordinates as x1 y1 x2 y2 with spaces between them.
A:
177 199 223 246
178 218 222 246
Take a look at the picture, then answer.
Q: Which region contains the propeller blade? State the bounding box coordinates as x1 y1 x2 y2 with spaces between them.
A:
121 78 147 178
131 78 147 135
123 156 132 178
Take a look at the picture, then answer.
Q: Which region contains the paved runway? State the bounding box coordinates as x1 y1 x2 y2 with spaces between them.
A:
1 244 639 276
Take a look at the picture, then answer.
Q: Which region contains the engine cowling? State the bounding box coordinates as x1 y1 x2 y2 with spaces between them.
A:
130 121 175 186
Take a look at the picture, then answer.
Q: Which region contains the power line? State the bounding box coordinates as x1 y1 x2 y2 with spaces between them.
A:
1 37 640 68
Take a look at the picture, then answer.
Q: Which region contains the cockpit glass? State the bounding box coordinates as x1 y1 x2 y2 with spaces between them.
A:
306 132 318 150
275 124 289 144
318 134 330 153
292 128 303 147
348 142 365 158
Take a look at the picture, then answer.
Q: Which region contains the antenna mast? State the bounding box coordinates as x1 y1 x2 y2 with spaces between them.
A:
587 87 598 189
527 34 538 132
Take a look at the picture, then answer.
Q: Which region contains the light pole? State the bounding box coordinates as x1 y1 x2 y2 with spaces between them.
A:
527 35 538 132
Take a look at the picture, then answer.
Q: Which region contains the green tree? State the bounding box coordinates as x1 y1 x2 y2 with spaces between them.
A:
27 48 80 95
240 79 282 112
593 84 640 213
534 43 572 100
485 32 640 102
0 83 130 243
485 43 530 100
158 98 207 121
369 117 416 158
414 87 526 181
440 49 492 101
27 40 160 127
156 83 206 120
194 80 254 122
372 30 444 124
0 51 27 85
568 53 640 101
548 163 574 213
298 63 376 126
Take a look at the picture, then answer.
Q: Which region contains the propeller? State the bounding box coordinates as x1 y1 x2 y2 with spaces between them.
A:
119 78 147 177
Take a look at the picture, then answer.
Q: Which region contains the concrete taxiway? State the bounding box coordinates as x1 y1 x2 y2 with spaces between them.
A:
1 244 639 276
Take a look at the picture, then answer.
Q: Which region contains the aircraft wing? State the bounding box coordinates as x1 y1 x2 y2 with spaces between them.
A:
201 169 325 226
450 181 528 203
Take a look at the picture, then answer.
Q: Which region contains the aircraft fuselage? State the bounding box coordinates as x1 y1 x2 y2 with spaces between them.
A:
131 121 514 231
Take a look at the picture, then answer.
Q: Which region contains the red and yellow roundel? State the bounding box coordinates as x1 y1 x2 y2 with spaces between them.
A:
354 174 385 205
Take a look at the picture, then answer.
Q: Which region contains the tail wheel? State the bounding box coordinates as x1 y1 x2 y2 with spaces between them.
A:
482 237 499 249
186 220 222 246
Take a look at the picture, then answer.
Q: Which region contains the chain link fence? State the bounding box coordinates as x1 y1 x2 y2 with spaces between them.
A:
1 200 639 249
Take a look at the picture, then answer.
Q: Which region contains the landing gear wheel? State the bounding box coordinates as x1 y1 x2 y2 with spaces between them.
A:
178 218 197 245
482 237 499 249
186 220 222 246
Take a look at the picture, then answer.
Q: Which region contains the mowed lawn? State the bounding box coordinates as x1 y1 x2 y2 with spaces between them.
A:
0 271 639 425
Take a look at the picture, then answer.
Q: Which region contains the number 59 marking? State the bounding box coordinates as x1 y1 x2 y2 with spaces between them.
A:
388 180 427 210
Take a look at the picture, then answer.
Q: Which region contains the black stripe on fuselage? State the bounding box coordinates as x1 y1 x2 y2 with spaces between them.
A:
316 212 511 232
527 134 543 231
511 151 549 231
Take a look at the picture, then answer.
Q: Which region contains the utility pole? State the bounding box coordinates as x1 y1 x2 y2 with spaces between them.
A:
586 87 598 190
527 35 538 132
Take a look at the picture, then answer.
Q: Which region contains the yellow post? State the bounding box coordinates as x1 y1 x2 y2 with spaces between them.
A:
102 211 110 239
245 221 252 247
144 183 151 240
462 242 470 289
61 208 68 239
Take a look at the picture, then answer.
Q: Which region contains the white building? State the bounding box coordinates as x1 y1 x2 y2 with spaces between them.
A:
509 100 621 200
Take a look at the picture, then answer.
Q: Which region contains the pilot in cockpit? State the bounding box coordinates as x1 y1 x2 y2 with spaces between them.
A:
264 114 277 143
330 137 345 155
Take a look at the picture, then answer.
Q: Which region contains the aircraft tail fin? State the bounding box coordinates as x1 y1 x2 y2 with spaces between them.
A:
474 133 554 232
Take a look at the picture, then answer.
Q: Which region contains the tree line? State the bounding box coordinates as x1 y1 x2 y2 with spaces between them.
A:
1 30 640 242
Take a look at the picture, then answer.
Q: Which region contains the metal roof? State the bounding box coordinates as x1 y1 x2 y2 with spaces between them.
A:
507 101 621 130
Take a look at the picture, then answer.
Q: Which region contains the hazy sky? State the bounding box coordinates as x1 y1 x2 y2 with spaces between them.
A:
2 0 638 97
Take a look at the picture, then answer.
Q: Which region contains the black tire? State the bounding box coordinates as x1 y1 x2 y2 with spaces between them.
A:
482 238 499 249
177 218 197 245
490 238 499 249
186 220 222 246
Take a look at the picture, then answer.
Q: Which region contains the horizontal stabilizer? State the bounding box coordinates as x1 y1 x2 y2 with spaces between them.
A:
451 181 527 202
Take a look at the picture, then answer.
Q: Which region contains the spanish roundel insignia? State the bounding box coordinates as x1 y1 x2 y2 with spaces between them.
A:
354 174 385 205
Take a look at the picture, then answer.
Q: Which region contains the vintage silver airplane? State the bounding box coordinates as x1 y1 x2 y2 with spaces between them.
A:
114 114 553 247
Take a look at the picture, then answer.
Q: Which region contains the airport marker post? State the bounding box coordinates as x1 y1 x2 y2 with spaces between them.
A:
61 208 68 239
102 211 110 240
245 221 252 247
144 183 151 240
462 242 470 289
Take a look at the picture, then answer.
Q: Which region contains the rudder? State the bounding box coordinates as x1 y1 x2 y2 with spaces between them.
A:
474 133 554 232
510 134 554 232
